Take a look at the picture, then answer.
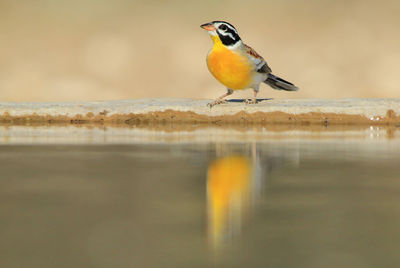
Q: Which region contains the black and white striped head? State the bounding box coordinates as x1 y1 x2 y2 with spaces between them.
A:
201 21 242 47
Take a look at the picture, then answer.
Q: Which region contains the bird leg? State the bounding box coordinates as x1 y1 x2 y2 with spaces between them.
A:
207 89 233 108
245 89 258 104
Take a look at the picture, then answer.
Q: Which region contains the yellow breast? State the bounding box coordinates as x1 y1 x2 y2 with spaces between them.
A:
206 40 253 90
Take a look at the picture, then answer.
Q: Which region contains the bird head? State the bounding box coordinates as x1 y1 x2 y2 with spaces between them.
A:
201 21 241 47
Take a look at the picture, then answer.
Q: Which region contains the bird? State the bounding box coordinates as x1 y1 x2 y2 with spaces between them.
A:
201 21 299 107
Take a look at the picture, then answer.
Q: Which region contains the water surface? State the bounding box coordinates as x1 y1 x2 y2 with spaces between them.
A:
1 125 400 267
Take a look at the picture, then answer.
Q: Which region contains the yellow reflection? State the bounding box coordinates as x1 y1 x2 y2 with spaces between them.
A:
207 155 253 247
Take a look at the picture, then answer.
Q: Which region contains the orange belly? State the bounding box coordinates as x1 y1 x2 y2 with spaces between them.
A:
207 48 252 90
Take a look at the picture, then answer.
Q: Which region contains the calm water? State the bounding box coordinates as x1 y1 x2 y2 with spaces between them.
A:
1 127 400 267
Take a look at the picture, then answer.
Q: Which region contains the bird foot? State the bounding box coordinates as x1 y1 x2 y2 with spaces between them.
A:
245 98 257 104
207 99 227 108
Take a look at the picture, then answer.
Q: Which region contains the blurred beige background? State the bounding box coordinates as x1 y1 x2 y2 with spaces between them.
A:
0 0 399 102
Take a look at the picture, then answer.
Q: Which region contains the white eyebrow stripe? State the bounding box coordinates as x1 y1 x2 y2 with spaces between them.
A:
226 25 238 35
218 30 236 40
215 22 239 35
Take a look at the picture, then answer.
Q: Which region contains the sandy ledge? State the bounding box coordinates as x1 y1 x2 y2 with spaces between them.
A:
1 98 400 125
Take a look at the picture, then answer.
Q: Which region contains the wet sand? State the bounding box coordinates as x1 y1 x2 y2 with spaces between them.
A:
1 123 399 145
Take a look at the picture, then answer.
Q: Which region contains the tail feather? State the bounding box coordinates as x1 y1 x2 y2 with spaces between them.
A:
264 73 299 91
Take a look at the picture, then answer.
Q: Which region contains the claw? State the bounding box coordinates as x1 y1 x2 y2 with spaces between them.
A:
207 99 227 108
244 98 257 105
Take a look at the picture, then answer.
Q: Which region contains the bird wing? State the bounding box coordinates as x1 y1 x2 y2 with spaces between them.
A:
243 44 271 74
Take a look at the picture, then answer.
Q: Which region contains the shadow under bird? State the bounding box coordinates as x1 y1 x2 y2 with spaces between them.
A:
201 21 299 107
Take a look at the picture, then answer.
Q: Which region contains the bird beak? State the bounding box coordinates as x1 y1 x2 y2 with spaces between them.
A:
201 22 216 31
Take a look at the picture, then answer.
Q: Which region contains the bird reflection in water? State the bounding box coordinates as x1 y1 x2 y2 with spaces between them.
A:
206 144 262 248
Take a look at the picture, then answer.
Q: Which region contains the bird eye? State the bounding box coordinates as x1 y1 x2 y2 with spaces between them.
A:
219 24 228 31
